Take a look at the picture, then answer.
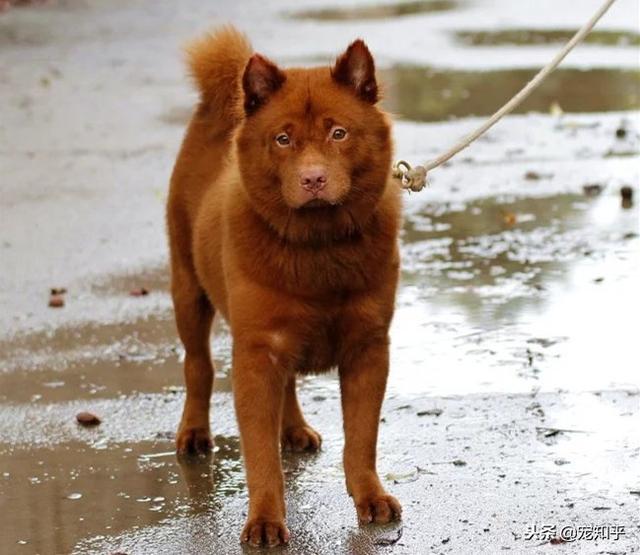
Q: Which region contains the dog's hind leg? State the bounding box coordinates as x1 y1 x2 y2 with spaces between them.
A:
171 260 215 454
281 375 322 452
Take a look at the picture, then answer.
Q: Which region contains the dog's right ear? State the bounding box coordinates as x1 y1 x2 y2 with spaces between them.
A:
242 54 286 115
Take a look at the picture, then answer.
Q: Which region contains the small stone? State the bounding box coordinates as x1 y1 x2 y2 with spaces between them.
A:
50 287 67 295
66 492 82 500
620 186 633 201
130 287 149 297
48 294 65 308
417 408 443 417
615 126 627 139
524 171 552 181
76 411 101 426
582 183 603 197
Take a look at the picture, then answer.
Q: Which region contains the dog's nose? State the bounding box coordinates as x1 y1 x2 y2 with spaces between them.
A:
299 167 327 192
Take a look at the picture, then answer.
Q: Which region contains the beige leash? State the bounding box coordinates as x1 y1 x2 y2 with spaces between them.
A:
392 0 618 192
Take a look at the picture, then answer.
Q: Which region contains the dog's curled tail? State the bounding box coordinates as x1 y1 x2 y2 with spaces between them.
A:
185 25 252 133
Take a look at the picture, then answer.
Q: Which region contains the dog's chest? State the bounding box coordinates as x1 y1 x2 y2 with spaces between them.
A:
276 242 375 296
294 320 341 373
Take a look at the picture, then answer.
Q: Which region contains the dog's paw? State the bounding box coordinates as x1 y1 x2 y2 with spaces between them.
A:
355 493 402 524
282 424 322 452
176 426 212 454
241 518 290 548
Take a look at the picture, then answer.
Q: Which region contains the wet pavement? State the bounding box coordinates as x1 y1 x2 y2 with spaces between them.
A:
0 0 639 554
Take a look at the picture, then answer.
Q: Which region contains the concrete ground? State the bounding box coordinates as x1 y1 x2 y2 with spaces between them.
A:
0 1 638 554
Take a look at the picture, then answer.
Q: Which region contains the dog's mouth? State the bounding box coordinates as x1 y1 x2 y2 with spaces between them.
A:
300 198 334 209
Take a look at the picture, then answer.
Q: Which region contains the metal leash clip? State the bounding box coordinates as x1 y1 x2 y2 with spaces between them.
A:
392 160 428 193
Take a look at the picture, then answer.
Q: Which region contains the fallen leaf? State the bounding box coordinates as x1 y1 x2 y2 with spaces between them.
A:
502 212 517 226
549 101 563 117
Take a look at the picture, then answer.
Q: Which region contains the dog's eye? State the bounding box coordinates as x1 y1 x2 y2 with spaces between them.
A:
331 127 347 141
275 133 290 147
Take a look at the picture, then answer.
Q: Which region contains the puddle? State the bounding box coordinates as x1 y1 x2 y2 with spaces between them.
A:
389 191 639 395
2 191 637 404
381 66 640 121
287 0 457 21
3 391 637 555
0 437 244 554
0 310 234 404
0 19 51 47
402 193 596 289
455 29 640 47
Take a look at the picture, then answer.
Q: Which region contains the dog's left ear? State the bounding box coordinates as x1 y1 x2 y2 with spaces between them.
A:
332 39 378 104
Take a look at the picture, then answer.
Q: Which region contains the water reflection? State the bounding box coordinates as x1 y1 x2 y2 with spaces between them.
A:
401 194 592 313
288 0 457 21
177 435 244 511
0 434 247 554
382 67 640 121
455 29 640 47
389 192 639 395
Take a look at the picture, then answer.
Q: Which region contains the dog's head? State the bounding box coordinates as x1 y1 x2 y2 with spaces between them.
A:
236 40 392 243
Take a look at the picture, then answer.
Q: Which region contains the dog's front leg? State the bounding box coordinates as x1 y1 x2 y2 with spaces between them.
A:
340 337 402 524
233 343 290 547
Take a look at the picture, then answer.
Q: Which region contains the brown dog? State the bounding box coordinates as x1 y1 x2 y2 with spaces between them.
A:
167 26 402 547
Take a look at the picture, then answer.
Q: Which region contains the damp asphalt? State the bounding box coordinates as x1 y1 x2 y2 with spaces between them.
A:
0 0 639 554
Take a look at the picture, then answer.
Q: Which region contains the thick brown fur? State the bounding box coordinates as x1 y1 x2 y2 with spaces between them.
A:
167 25 402 547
